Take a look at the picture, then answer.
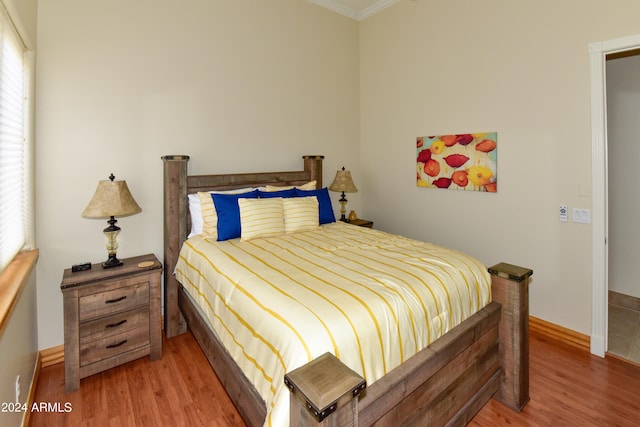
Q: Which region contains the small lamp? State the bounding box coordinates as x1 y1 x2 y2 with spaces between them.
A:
329 166 358 222
82 174 142 268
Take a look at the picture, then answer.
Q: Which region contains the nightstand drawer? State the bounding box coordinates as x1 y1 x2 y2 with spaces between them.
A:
80 326 150 367
80 305 150 344
79 280 149 321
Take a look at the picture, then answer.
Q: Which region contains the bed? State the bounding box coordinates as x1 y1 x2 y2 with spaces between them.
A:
162 154 531 427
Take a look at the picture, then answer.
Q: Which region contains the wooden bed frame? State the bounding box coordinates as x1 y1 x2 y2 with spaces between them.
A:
162 154 532 426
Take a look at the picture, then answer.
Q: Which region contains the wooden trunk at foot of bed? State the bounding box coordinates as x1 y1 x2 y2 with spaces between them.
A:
161 155 531 427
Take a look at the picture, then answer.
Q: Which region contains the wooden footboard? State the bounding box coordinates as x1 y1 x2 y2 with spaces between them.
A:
161 155 532 426
285 264 531 426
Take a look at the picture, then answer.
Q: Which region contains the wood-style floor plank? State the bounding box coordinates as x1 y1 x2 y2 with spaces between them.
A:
30 330 640 426
470 331 640 426
29 331 245 427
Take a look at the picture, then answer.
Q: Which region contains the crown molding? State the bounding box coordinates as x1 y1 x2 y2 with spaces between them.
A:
359 0 400 20
308 0 400 21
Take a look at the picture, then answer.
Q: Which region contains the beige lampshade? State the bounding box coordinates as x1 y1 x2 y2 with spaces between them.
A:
82 176 142 219
329 168 358 193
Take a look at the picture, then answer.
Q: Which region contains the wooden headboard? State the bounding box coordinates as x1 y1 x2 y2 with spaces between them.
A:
160 155 324 337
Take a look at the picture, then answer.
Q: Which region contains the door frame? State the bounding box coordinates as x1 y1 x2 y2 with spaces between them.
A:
589 34 640 357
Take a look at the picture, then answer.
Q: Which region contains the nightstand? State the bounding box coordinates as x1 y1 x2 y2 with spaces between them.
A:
348 219 373 228
60 254 162 392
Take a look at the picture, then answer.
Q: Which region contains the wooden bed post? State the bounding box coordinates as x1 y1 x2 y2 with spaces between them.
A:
303 155 324 189
162 155 190 338
488 262 533 411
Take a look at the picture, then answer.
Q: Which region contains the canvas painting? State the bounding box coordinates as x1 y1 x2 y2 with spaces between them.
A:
416 132 497 192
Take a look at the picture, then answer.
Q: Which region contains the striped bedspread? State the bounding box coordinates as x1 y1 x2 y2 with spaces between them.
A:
174 221 491 427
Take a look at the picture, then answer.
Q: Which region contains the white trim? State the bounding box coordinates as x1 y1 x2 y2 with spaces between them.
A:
308 0 359 20
307 0 400 21
589 33 640 357
359 0 400 20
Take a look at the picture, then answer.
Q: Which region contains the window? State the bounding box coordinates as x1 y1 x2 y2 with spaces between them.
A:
0 7 30 275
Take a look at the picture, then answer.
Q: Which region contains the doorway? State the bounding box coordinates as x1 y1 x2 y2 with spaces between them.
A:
605 49 640 363
590 34 640 358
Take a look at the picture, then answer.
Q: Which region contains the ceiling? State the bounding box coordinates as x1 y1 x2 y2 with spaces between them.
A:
308 0 401 21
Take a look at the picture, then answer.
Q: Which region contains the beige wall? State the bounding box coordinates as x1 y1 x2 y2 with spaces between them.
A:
359 0 640 335
607 53 640 299
35 0 361 349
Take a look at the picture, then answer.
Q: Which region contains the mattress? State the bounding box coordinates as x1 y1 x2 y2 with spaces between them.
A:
174 221 491 427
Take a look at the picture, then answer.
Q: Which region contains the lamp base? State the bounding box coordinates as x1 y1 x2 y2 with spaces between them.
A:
102 217 123 268
102 254 123 269
338 194 349 223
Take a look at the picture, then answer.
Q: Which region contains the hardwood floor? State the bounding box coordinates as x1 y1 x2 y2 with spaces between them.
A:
30 330 640 426
30 331 245 427
471 332 640 426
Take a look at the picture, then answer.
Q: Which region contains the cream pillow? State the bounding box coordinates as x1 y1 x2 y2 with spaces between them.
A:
283 196 320 233
238 198 285 241
262 180 317 192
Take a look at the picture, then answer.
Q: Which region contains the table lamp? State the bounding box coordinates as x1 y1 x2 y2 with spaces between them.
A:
329 166 358 222
81 174 142 268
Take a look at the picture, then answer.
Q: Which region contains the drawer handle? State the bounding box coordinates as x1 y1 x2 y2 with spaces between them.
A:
105 295 127 304
106 340 128 349
105 319 127 329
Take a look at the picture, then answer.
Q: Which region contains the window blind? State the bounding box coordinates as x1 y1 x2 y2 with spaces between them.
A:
0 10 27 274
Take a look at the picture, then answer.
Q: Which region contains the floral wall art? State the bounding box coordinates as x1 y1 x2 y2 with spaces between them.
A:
416 132 497 192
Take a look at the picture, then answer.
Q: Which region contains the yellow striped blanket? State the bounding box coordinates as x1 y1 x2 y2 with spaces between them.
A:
174 221 491 427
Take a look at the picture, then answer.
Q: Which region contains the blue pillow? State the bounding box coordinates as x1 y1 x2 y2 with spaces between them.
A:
294 187 336 224
211 190 259 241
258 189 296 198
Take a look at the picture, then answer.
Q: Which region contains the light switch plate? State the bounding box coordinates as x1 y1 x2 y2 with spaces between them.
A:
573 208 591 224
